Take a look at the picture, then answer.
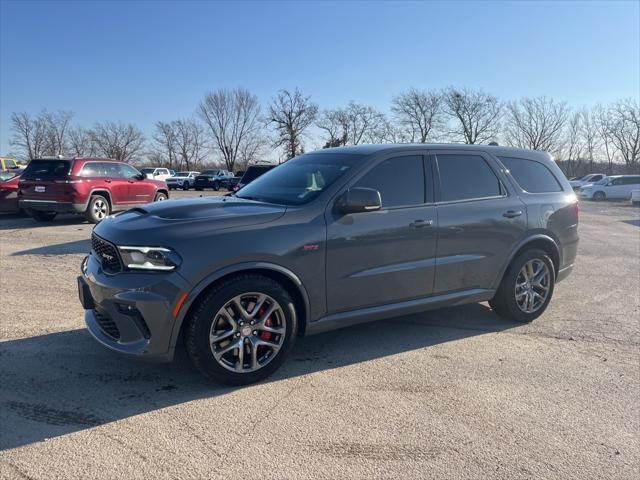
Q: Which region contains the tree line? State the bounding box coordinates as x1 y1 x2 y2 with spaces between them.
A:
8 87 640 176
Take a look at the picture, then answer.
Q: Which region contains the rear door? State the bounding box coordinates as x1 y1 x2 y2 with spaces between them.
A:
432 151 527 294
326 153 437 313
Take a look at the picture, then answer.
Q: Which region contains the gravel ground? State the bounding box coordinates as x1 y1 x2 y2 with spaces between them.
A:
0 193 639 480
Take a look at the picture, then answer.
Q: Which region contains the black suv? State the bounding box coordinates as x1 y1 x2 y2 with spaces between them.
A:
78 144 578 385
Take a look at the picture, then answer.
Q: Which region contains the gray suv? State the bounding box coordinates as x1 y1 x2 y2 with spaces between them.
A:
78 144 579 385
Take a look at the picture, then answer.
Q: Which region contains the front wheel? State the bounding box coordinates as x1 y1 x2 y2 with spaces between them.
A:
593 191 606 201
490 248 555 323
212 181 220 191
84 195 110 224
182 181 189 191
185 274 298 385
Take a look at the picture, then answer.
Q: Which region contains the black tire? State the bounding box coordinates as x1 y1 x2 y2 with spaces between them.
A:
84 195 110 224
182 181 189 191
593 191 606 201
489 248 555 323
185 274 298 385
212 181 220 191
30 210 57 222
195 187 203 191
154 192 168 202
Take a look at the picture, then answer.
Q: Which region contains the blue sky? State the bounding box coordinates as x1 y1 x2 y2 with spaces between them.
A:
1 0 638 156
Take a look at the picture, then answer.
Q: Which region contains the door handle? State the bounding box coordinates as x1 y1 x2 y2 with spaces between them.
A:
503 210 523 218
411 219 434 228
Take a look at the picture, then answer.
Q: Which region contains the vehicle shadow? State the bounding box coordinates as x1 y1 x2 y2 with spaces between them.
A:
0 214 88 231
0 303 519 451
10 239 91 256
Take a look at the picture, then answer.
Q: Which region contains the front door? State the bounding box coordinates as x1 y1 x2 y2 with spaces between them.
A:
432 151 527 294
326 154 437 314
119 163 155 204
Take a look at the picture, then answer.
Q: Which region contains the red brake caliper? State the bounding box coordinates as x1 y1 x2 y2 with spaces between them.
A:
258 306 273 341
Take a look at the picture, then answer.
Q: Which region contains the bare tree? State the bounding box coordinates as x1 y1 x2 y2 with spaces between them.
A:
607 98 640 172
41 110 73 156
151 121 178 168
199 88 264 171
442 87 502 144
504 96 568 152
391 88 443 142
594 104 619 174
68 126 97 157
90 122 145 162
579 107 601 171
10 112 48 160
173 119 209 171
268 88 318 159
561 111 584 177
317 102 386 147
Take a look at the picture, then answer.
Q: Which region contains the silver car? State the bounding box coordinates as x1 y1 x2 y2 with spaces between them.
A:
78 144 579 385
165 171 200 191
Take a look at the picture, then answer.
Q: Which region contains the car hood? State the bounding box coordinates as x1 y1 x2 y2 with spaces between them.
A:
93 196 286 245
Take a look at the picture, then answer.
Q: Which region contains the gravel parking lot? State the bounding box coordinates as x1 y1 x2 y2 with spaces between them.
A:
1 193 638 479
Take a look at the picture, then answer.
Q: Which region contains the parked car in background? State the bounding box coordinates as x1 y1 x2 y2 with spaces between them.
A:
166 171 200 190
227 171 245 191
18 158 169 223
1 156 20 171
78 144 578 385
570 173 605 189
0 169 24 214
140 167 172 181
579 175 640 201
169 169 176 177
631 189 640 206
194 169 234 191
233 164 276 192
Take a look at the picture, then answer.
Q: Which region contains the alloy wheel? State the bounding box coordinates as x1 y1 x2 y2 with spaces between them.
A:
93 199 108 220
209 292 286 373
514 259 551 313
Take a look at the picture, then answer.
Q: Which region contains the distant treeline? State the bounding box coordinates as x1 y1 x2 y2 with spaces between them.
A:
7 87 640 176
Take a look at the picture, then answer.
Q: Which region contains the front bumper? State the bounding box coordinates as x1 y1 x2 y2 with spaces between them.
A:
19 199 86 213
78 253 192 361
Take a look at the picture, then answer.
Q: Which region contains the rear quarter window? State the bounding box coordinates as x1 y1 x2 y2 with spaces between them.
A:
499 157 563 193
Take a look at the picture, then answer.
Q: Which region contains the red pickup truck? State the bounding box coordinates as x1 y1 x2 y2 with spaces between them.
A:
19 158 169 223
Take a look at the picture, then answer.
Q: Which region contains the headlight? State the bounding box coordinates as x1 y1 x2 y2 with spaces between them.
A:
118 246 181 271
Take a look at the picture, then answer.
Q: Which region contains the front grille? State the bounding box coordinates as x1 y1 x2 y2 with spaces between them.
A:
94 310 120 339
91 233 122 273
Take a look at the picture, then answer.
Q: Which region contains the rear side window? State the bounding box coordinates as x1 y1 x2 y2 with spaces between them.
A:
623 176 640 185
80 162 101 177
499 157 563 193
23 160 72 178
354 155 425 208
436 154 502 202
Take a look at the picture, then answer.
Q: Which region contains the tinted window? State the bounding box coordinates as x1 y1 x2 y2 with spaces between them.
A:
355 156 425 208
80 162 101 177
22 160 72 178
499 157 562 193
437 154 502 201
622 176 640 185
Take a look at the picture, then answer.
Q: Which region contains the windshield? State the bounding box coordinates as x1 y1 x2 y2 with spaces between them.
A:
202 170 219 175
140 168 154 174
235 153 360 205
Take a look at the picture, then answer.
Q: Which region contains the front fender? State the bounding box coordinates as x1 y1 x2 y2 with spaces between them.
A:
167 261 311 351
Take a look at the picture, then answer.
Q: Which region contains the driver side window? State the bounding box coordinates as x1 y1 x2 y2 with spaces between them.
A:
354 155 425 208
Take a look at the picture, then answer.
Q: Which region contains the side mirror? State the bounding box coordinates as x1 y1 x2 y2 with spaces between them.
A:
337 187 382 214
136 173 145 180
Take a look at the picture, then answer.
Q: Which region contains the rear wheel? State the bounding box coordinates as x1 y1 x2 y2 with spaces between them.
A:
593 191 606 201
154 192 168 202
182 181 189 190
85 195 110 224
212 181 220 191
185 274 298 385
30 210 57 222
490 248 555 323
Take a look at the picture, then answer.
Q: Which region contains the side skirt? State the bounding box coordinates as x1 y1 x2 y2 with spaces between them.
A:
306 288 495 336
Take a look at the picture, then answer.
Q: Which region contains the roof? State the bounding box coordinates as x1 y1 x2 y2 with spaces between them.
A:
312 143 553 162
